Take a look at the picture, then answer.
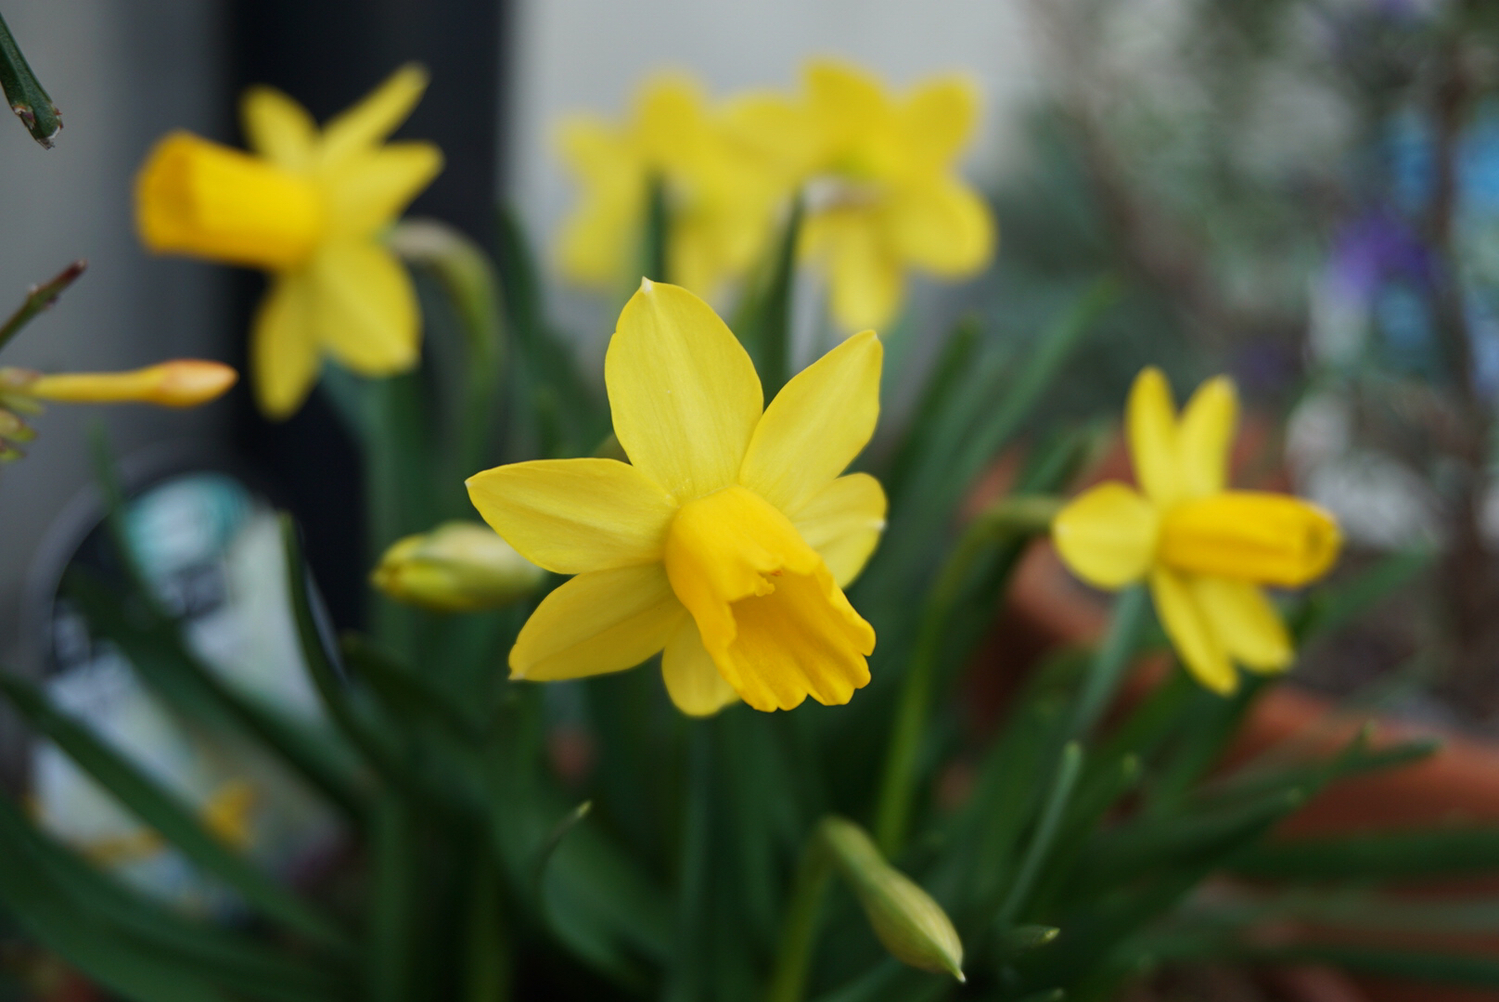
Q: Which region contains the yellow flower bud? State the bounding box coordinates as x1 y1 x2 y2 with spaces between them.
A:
25 360 238 408
1158 491 1342 588
818 816 965 981
371 522 544 613
137 131 327 270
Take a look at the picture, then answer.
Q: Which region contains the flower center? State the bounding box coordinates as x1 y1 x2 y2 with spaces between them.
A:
136 132 327 271
663 485 874 711
1157 491 1342 587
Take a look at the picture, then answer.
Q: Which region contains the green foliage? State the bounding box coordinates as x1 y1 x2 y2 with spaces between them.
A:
3 212 1499 1002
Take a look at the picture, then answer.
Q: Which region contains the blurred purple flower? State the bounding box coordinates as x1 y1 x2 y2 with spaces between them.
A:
1326 211 1431 303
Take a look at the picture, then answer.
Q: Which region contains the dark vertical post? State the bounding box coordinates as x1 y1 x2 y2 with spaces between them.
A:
226 0 507 628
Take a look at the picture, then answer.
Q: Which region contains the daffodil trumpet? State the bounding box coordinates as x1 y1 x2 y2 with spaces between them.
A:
136 64 443 419
1051 367 1342 694
467 279 887 716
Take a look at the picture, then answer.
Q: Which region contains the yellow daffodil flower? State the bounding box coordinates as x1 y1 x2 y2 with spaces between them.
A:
136 65 443 420
372 521 544 612
1051 367 1342 694
467 280 887 716
0 360 237 460
796 60 995 332
557 75 789 298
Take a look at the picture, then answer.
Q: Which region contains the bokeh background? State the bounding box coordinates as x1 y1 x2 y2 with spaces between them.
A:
2 0 1495 733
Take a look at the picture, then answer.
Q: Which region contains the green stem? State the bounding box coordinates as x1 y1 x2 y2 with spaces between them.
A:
367 794 415 1002
1067 584 1150 740
873 495 1062 856
644 175 670 285
665 723 713 1002
0 260 84 354
464 850 510 1002
994 742 1083 928
765 834 833 1002
757 198 803 397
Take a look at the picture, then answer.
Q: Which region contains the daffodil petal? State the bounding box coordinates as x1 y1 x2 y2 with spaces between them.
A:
320 63 429 164
790 473 887 588
635 74 706 163
605 280 763 501
251 272 318 420
1150 567 1237 695
806 60 888 145
740 330 882 513
901 77 978 166
240 86 317 169
325 143 443 237
1051 482 1158 589
661 617 739 717
1176 376 1237 500
819 214 902 331
466 458 678 575
1189 577 1293 672
310 241 419 375
885 177 994 278
510 564 683 681
1127 367 1179 505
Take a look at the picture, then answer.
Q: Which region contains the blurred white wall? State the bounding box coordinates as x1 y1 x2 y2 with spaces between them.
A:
0 0 229 669
503 0 1049 338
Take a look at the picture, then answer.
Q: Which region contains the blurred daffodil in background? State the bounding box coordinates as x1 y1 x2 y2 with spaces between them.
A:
467 280 887 716
556 74 789 297
135 64 443 419
794 60 994 331
553 59 994 332
0 360 237 461
1052 367 1342 694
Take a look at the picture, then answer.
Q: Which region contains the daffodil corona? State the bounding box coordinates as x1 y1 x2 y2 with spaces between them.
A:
1051 368 1342 694
467 281 887 716
136 65 443 419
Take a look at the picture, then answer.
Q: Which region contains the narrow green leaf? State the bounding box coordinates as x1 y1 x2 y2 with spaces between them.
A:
280 515 423 802
366 794 415 1002
1080 789 1304 886
996 742 1084 927
340 631 476 738
390 219 505 491
1068 586 1150 739
0 794 347 1001
1245 945 1499 987
735 197 803 395
997 924 1061 955
0 10 60 147
0 672 351 954
643 174 669 284
1233 827 1499 881
532 800 593 893
64 568 365 819
1292 549 1434 643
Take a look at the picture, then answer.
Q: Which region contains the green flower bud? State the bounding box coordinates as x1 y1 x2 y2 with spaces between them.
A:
371 521 543 613
818 816 964 981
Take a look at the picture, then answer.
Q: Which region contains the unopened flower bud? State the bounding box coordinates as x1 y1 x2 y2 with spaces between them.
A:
818 816 965 981
25 360 238 408
372 521 544 613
